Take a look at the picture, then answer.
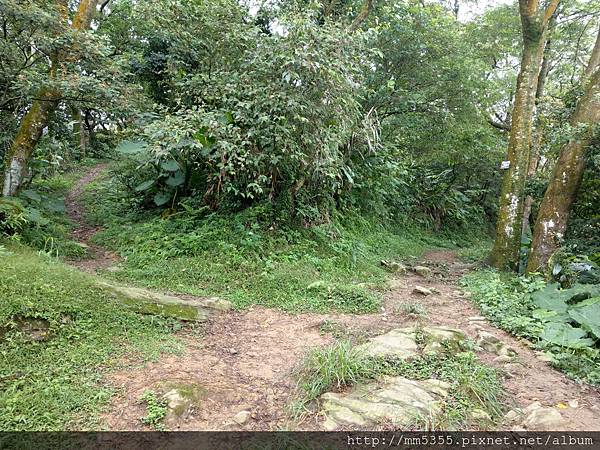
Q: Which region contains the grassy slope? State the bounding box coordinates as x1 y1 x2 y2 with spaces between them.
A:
81 165 489 314
0 246 180 430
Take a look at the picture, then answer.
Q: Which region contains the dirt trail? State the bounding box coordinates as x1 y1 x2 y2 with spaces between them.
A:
65 163 119 272
65 167 600 431
102 250 600 431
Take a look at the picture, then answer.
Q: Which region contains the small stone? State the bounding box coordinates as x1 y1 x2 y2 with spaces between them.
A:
498 345 518 357
413 266 433 278
233 410 251 425
535 351 554 363
568 399 579 409
468 408 492 425
468 316 486 322
522 407 564 431
493 355 514 364
524 401 542 413
504 409 521 423
229 348 238 355
413 286 433 296
381 260 407 274
106 266 123 273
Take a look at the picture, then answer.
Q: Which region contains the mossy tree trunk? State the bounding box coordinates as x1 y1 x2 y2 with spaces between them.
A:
489 0 560 271
527 43 600 272
1 0 100 196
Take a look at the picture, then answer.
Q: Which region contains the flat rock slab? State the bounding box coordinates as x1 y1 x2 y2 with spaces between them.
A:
356 329 418 359
98 281 231 322
356 327 467 359
321 376 450 430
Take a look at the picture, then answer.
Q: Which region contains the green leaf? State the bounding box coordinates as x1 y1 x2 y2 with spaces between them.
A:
134 180 155 192
115 140 148 155
568 298 600 339
530 283 568 313
153 191 171 206
21 190 41 202
160 160 179 172
165 171 185 187
45 198 65 213
539 322 594 349
532 309 567 322
25 208 49 226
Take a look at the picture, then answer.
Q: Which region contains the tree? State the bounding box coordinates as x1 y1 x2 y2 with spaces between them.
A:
2 0 99 196
527 25 600 272
489 0 560 271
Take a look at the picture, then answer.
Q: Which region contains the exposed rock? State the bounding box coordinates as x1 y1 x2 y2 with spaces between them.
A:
468 316 486 322
421 327 467 356
97 281 231 321
320 376 449 430
106 266 123 273
160 382 206 426
233 410 251 425
535 351 554 363
504 409 522 423
468 408 492 427
524 401 542 413
381 260 407 274
413 266 433 278
522 407 564 431
502 363 526 378
356 328 418 360
476 331 517 357
493 355 515 364
413 286 433 296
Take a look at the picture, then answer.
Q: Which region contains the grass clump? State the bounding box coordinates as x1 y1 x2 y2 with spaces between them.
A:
140 390 168 431
295 340 376 403
0 246 180 430
396 302 428 318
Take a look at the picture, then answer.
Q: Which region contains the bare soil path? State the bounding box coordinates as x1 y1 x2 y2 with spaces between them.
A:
65 166 600 431
65 163 119 272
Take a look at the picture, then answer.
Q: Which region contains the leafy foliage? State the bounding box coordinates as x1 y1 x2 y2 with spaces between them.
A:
462 270 600 384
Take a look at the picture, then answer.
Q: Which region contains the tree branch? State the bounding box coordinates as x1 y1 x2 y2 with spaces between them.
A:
349 0 373 32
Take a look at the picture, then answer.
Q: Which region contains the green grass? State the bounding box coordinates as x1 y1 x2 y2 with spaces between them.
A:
74 165 486 314
0 245 180 430
293 340 504 430
140 390 168 431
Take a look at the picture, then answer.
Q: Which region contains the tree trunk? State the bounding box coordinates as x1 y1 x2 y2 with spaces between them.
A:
527 67 600 273
1 0 99 196
489 0 559 271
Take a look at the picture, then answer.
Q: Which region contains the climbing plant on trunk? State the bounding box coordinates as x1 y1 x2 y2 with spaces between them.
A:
1 0 100 197
527 26 600 273
489 0 560 271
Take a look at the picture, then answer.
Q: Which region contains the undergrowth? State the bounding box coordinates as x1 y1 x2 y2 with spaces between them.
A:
461 270 600 385
76 165 486 314
0 246 180 430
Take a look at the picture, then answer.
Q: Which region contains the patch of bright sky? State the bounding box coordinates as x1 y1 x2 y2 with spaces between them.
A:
459 0 514 21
